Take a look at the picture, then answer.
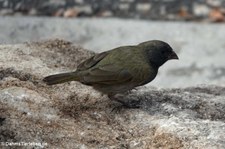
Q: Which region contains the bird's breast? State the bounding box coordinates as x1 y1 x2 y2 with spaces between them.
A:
130 63 158 87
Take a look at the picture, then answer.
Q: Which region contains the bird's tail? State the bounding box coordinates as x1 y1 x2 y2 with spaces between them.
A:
43 72 79 85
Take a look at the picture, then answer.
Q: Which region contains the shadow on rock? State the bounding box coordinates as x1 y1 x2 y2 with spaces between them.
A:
125 86 225 122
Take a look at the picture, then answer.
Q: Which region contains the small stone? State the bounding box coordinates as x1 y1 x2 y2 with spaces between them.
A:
221 8 225 15
75 5 92 14
75 0 84 4
136 3 151 12
193 4 210 17
119 3 130 10
207 0 222 7
167 14 176 20
54 8 64 17
29 8 37 16
3 0 9 7
0 9 13 16
48 0 65 6
178 6 191 18
160 6 166 16
14 12 23 16
15 2 22 10
99 10 113 17
129 140 143 148
209 8 225 22
63 8 79 17
120 0 134 2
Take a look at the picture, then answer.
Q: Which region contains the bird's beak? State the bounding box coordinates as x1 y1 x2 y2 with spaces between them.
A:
168 51 179 60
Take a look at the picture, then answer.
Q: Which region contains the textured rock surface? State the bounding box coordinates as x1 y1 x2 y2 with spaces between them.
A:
0 40 225 148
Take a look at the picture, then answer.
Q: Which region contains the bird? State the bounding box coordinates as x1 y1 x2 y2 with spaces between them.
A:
43 40 178 107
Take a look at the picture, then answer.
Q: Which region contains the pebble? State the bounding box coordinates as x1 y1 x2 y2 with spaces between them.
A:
29 8 37 16
63 8 79 17
99 10 113 17
0 0 225 22
54 8 64 17
119 3 130 10
193 4 210 17
76 5 92 14
136 3 151 12
0 9 13 15
75 0 84 4
207 0 222 7
120 0 134 2
209 8 225 22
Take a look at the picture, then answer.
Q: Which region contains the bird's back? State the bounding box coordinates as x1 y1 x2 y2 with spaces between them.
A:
76 45 158 94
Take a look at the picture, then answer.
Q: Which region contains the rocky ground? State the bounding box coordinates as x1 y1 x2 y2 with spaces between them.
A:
0 39 225 148
0 0 225 22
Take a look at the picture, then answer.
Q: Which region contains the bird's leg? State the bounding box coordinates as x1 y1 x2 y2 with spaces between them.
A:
108 94 141 108
108 94 128 105
124 88 138 95
127 100 141 108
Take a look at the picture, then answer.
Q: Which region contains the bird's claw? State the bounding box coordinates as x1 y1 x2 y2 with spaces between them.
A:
126 100 141 108
108 94 141 111
111 100 141 113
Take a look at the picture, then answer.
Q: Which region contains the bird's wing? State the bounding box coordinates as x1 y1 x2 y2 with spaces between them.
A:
82 64 133 85
77 52 109 71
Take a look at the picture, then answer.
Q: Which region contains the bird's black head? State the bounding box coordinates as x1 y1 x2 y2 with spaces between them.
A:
139 40 178 68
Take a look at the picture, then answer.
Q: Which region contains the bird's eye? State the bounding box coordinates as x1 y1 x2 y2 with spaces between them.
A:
161 50 171 57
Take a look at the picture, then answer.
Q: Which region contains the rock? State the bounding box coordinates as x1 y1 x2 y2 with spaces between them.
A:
28 8 37 16
75 0 84 4
63 8 79 18
76 5 93 15
136 3 151 12
209 8 225 22
0 39 225 148
207 0 222 7
178 6 192 20
54 8 64 17
98 10 113 17
120 0 134 2
193 3 210 17
119 3 130 10
64 5 93 17
0 9 13 16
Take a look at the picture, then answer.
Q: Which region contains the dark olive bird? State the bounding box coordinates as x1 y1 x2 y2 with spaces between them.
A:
43 40 178 107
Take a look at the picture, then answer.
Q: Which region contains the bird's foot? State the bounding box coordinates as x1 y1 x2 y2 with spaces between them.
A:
126 100 141 108
108 94 141 110
111 100 141 113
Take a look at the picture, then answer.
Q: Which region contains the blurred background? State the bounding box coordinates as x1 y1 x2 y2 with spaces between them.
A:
0 0 224 88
